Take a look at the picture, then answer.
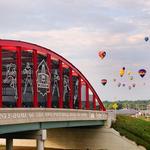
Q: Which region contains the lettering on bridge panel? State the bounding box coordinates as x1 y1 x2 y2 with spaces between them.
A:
0 109 107 125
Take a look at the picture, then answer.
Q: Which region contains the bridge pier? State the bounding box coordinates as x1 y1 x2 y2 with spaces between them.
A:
36 130 47 150
6 138 13 150
37 139 44 150
1 130 47 150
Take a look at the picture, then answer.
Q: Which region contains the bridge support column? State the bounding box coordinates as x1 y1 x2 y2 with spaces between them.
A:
37 139 44 150
36 130 47 150
6 138 13 150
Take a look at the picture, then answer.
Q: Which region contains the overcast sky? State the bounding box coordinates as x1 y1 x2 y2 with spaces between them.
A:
0 0 150 101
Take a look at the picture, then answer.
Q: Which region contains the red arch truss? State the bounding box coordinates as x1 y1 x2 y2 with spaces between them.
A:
0 39 106 111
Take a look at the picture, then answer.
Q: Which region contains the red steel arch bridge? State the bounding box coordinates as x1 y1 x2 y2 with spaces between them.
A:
0 39 105 111
0 39 108 150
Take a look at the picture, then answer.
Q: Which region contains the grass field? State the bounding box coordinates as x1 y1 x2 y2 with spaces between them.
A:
138 116 150 122
112 115 150 150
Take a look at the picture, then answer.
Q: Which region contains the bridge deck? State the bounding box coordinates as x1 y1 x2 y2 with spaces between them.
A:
0 108 107 134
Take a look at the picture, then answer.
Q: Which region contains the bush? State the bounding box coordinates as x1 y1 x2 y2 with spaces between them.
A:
112 115 150 150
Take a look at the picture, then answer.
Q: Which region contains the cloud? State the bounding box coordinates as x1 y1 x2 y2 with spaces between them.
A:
1 26 150 101
0 0 150 101
1 0 149 35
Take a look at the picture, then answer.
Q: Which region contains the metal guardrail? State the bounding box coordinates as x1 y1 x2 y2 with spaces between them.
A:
0 108 108 125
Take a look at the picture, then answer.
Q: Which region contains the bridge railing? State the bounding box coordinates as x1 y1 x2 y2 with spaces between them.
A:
0 108 108 125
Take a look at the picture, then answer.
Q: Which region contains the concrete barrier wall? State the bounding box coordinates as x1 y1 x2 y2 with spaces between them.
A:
0 108 107 125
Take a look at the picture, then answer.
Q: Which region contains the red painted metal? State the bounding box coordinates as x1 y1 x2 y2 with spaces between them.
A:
78 76 82 109
62 63 68 68
0 39 106 111
47 54 52 108
69 67 73 108
93 94 96 110
72 71 78 76
59 60 63 108
86 83 90 110
16 46 22 107
97 98 105 111
0 47 2 107
33 49 38 107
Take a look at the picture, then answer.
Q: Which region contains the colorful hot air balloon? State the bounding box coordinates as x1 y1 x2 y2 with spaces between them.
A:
138 69 146 78
99 51 106 59
120 67 125 77
145 36 149 42
101 79 107 86
127 71 131 75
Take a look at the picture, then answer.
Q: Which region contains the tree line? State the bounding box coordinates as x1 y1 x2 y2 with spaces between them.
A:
103 100 150 110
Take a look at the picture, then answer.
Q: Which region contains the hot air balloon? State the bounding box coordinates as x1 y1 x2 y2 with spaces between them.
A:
113 78 116 82
127 71 131 75
122 83 126 87
118 82 121 87
132 83 136 87
99 51 106 59
128 85 132 90
120 67 125 77
138 69 146 78
145 36 149 42
101 79 107 86
129 76 133 80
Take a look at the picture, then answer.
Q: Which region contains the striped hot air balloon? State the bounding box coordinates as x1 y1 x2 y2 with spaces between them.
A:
99 51 106 59
101 79 107 86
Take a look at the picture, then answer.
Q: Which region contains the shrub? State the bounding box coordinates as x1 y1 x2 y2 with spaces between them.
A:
112 115 150 150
